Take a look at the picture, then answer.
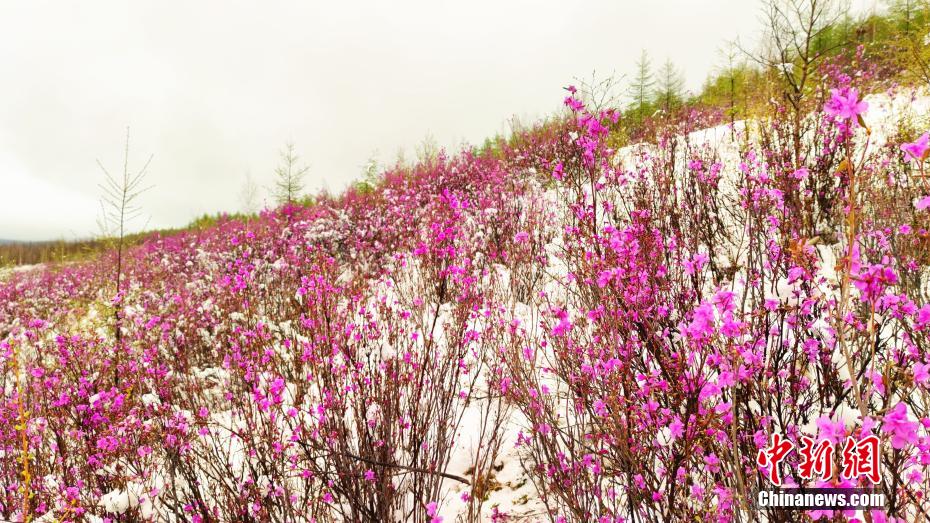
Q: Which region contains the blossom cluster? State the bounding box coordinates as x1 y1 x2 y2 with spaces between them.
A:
3 66 930 522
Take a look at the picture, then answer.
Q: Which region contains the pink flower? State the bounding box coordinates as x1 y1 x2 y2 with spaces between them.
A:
514 231 530 243
882 402 919 449
824 87 868 123
499 376 511 395
914 363 930 387
918 304 930 328
426 501 442 523
564 96 584 112
669 416 684 441
916 195 930 210
852 263 896 303
815 415 846 444
901 132 930 161
269 377 286 403
683 252 708 276
364 469 376 482
551 307 572 337
683 302 715 341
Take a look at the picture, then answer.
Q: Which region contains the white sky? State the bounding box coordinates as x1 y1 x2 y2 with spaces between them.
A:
0 0 877 241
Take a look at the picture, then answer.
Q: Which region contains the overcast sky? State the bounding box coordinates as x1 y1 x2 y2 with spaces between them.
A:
0 0 876 241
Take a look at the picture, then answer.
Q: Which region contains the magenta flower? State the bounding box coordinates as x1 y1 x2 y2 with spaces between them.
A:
917 196 930 210
564 95 584 112
815 416 846 444
683 301 715 341
852 263 897 303
882 402 919 449
917 304 930 328
426 501 443 523
668 416 684 441
901 132 930 162
550 307 572 337
683 252 708 276
824 88 867 123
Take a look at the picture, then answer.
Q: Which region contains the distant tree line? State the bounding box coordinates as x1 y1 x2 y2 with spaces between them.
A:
0 237 130 268
475 0 930 151
6 0 930 271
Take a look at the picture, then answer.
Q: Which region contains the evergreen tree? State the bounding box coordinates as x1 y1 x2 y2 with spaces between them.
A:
273 143 310 205
655 59 685 113
627 50 655 119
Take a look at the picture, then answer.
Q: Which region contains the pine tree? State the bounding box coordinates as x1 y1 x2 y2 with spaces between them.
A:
239 171 260 213
655 59 685 113
97 127 152 377
273 143 310 205
97 127 152 305
718 45 742 126
627 50 655 119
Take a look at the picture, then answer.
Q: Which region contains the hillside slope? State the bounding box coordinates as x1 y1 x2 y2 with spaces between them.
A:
4 81 930 523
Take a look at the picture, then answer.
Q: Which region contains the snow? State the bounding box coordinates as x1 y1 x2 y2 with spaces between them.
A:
12 86 930 523
98 487 137 514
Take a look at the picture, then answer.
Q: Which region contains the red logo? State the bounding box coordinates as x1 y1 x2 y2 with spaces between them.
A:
841 435 881 484
756 433 794 486
758 433 882 486
798 436 834 480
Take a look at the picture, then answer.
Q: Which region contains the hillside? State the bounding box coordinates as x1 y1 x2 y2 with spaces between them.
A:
7 3 930 518
4 67 930 521
5 1 930 273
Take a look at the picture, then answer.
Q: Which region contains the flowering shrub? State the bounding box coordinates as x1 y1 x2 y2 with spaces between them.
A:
4 65 930 522
494 76 930 522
